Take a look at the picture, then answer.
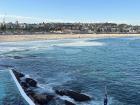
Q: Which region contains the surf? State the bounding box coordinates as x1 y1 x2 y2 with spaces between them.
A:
56 40 105 47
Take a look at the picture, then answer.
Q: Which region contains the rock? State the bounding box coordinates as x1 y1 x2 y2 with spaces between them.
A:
26 89 35 97
13 56 23 59
12 69 24 77
25 78 37 87
49 97 65 105
32 93 54 105
65 100 76 105
20 81 29 90
55 89 91 102
12 69 25 81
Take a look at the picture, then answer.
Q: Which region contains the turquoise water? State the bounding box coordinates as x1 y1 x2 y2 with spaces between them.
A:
0 70 29 105
0 37 140 105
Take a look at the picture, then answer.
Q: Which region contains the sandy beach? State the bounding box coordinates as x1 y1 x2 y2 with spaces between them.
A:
0 34 140 42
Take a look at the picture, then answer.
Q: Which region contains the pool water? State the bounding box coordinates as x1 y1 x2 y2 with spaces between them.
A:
0 70 29 105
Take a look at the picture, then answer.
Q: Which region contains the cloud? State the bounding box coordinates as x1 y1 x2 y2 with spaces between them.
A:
0 14 47 23
0 14 137 25
0 14 33 19
0 14 73 23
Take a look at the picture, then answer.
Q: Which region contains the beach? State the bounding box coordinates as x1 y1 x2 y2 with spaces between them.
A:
0 34 140 42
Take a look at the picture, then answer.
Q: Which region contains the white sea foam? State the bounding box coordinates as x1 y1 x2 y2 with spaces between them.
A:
56 40 105 47
121 37 140 40
0 46 29 55
80 96 114 105
0 70 7 72
0 39 105 56
58 95 75 103
37 84 55 94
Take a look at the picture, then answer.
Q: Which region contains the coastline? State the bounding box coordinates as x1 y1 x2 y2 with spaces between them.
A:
0 34 140 42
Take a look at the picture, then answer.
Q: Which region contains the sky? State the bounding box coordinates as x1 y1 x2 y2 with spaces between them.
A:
0 0 140 25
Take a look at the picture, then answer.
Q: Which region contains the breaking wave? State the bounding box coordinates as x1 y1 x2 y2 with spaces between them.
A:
56 40 105 47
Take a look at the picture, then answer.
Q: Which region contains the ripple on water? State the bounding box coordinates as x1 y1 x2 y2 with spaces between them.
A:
0 37 140 105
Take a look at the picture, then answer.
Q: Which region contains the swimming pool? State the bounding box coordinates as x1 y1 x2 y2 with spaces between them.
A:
0 69 29 105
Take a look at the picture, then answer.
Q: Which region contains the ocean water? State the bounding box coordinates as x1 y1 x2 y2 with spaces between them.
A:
0 70 29 105
0 37 140 105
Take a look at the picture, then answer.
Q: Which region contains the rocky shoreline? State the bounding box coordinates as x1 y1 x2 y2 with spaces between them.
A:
11 69 91 105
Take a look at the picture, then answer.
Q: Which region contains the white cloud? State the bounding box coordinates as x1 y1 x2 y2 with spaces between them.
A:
0 14 75 23
0 14 33 19
0 14 139 25
0 14 47 23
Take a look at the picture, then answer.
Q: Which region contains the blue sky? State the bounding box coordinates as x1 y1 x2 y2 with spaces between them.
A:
0 0 140 24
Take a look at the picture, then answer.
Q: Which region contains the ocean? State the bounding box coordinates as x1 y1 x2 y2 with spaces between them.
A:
0 37 140 105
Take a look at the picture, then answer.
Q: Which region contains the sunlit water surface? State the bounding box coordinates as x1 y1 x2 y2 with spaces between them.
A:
0 37 140 105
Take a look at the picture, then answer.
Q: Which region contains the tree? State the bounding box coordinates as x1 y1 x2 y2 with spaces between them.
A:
0 23 6 32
